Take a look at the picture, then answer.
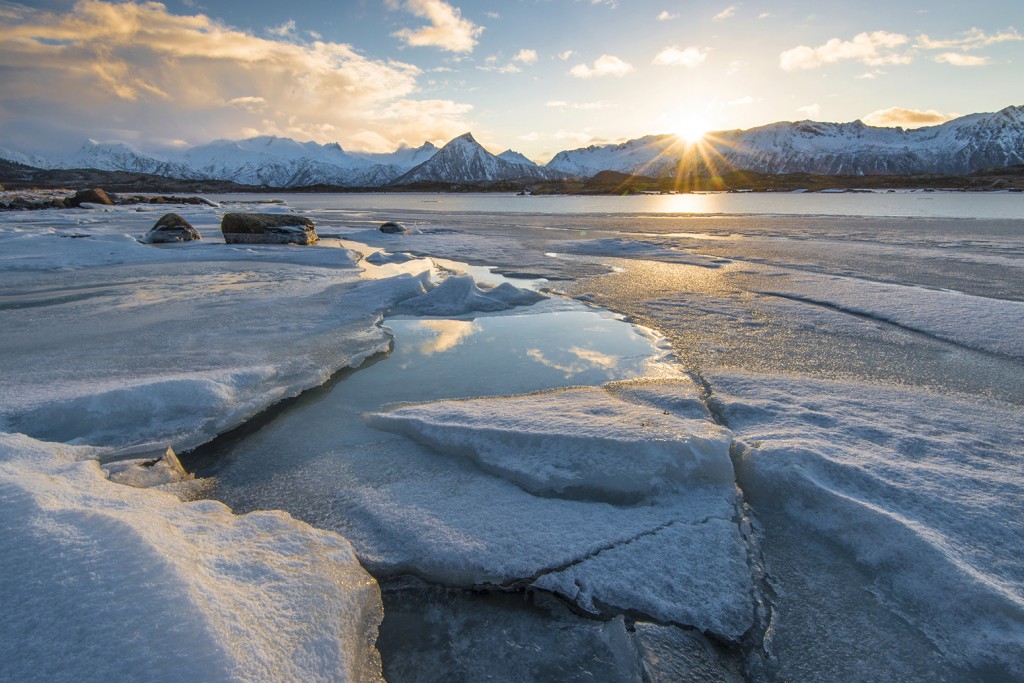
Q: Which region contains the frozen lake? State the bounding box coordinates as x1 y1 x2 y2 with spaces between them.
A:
213 189 1024 220
2 191 1022 682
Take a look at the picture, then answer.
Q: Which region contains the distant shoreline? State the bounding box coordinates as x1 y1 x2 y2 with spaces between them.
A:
2 159 1023 196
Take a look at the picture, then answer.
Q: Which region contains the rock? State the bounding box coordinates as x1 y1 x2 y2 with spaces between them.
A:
379 221 407 234
70 188 113 207
221 212 319 245
144 213 202 243
50 198 68 209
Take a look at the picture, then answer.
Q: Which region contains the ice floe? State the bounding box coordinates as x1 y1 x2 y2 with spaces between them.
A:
390 273 546 317
0 432 383 683
367 385 733 501
711 371 1024 679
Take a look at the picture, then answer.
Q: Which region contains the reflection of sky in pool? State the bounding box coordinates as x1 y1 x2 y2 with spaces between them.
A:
191 306 672 488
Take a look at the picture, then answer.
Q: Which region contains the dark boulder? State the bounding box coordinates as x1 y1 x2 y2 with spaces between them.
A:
221 212 319 245
379 221 419 234
144 213 201 243
70 188 114 207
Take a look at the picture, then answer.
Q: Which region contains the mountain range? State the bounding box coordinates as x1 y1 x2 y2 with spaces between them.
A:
2 106 1021 188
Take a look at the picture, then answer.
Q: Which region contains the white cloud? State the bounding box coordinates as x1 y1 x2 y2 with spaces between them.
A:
546 100 614 110
484 11 500 20
569 55 634 78
934 52 989 66
856 71 877 79
559 50 576 61
713 5 737 21
862 107 959 128
780 31 911 71
267 19 295 37
0 1 473 153
652 46 708 68
796 103 821 118
758 12 772 19
657 10 679 21
393 0 483 53
227 96 267 111
917 27 1023 50
513 48 537 64
729 96 754 106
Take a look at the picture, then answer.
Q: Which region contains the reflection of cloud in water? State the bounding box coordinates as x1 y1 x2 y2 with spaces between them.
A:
526 346 621 377
417 320 479 355
569 346 619 370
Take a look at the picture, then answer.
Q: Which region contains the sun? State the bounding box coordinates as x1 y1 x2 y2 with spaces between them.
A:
673 116 710 144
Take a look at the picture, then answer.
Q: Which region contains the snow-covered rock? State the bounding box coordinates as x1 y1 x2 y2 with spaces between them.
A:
143 213 201 243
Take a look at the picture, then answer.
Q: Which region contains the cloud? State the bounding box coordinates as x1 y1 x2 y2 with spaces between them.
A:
796 103 821 118
512 48 537 64
713 5 737 21
779 31 911 70
0 1 472 153
392 0 483 53
227 96 267 111
729 96 754 106
267 19 295 37
652 46 708 68
546 100 614 110
657 11 679 21
862 107 959 128
569 54 633 78
758 12 772 19
917 27 1023 50
934 52 989 66
559 50 576 61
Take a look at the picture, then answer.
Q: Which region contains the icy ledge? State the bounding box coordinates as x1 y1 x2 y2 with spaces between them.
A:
0 432 384 683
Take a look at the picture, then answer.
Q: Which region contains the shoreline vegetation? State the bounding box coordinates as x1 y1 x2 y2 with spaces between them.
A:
2 159 1023 199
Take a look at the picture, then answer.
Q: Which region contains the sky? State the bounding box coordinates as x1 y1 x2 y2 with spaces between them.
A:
0 0 1021 162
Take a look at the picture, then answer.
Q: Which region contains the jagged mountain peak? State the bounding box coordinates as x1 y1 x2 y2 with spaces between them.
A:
498 149 537 167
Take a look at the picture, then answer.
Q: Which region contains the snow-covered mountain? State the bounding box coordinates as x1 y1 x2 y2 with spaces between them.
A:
4 105 1021 186
57 141 201 179
350 142 438 169
393 133 559 184
497 149 537 167
548 105 1024 177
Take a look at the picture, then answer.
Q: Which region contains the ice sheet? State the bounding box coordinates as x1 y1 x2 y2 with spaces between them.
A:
390 274 546 317
0 432 383 683
711 371 1024 679
367 385 734 501
0 204 439 450
754 269 1024 358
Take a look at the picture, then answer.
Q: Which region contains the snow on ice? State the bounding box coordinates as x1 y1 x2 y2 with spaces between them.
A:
0 432 384 683
712 372 1024 679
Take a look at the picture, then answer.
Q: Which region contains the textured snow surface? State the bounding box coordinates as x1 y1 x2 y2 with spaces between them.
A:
0 432 384 683
755 269 1024 358
0 205 427 450
391 274 546 317
713 372 1024 679
367 385 734 500
353 379 753 637
557 237 731 268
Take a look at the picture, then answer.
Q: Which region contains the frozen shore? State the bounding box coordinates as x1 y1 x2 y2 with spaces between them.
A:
2 193 1022 681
